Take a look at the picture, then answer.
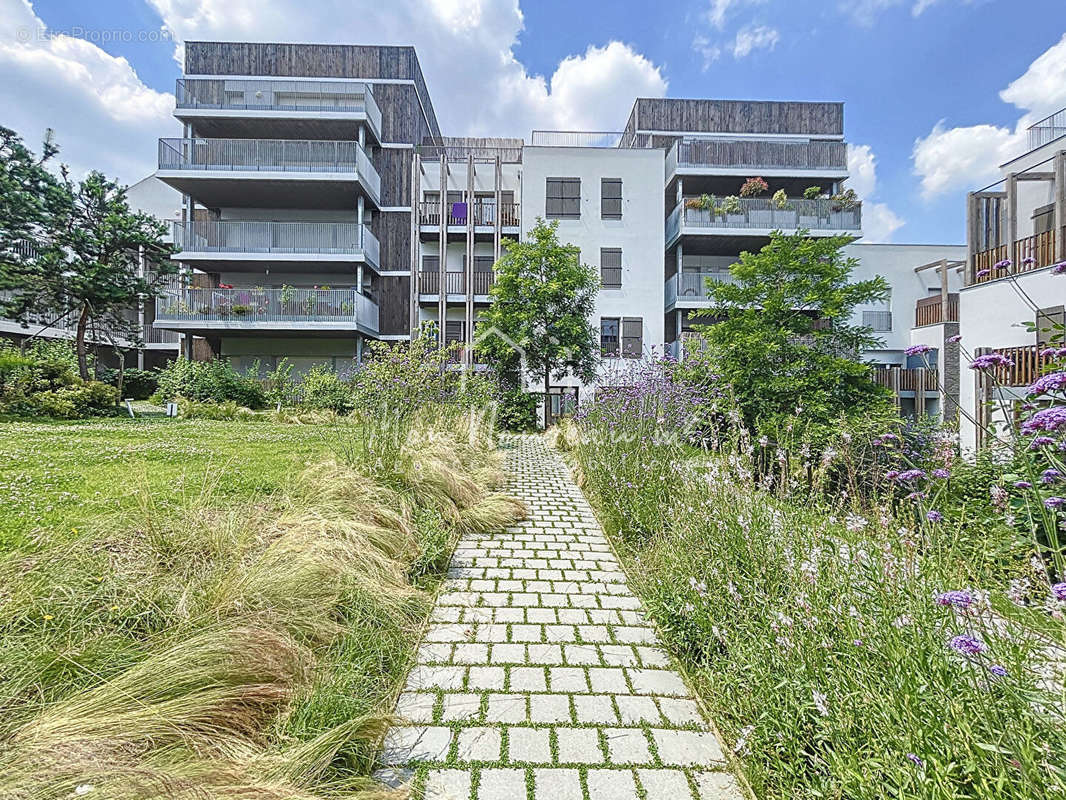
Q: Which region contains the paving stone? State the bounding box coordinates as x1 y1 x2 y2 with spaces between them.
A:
509 666 547 692
456 727 501 762
637 647 671 667
693 771 744 799
509 726 551 764
599 645 640 666
651 730 725 767
628 669 690 697
604 727 653 764
440 693 483 722
511 624 543 642
638 768 695 800
453 643 490 665
615 626 657 644
574 694 619 724
490 644 526 664
477 768 527 800
380 726 452 764
586 768 639 800
549 667 589 692
563 643 601 665
587 667 629 693
424 768 471 800
527 644 563 664
485 693 527 723
466 666 506 691
529 693 572 723
407 665 465 691
533 768 583 800
616 694 663 725
658 697 705 726
555 727 604 764
395 691 437 724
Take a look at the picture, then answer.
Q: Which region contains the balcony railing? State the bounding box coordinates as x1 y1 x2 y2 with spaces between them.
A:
976 344 1050 388
174 78 382 139
417 201 519 227
914 294 959 327
172 221 379 267
669 196 861 239
972 229 1058 284
156 287 378 331
528 130 654 148
158 138 380 202
419 272 496 295
1027 106 1066 151
871 367 939 393
665 271 735 305
675 138 848 171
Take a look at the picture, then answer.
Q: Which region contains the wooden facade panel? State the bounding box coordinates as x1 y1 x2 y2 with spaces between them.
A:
376 148 413 206
378 276 411 336
626 98 843 136
372 211 411 273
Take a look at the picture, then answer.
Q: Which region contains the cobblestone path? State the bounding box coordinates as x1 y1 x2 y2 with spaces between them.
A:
376 435 744 800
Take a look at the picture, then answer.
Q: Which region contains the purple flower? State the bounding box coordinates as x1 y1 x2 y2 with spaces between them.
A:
895 469 926 482
1051 261 1066 275
1027 372 1066 396
1042 469 1063 484
969 353 1012 370
1030 436 1056 449
949 634 985 656
1052 582 1066 601
906 491 927 501
936 590 972 608
1021 407 1066 435
932 468 950 479
947 334 962 343
905 344 934 356
988 664 1008 677
927 510 944 522
976 268 992 278
906 753 924 767
1014 480 1033 489
1020 256 1036 266
1040 347 1061 358
885 470 900 480
994 259 1012 269
1045 497 1066 509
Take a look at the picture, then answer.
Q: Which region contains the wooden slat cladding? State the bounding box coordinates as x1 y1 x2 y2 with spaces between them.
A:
183 42 440 142
378 276 410 336
624 98 843 137
373 212 411 272
376 147 413 205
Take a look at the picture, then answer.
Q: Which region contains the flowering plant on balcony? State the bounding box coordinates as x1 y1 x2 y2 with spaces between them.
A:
803 185 823 200
739 176 768 197
684 193 716 211
771 188 790 210
830 188 860 211
721 195 743 215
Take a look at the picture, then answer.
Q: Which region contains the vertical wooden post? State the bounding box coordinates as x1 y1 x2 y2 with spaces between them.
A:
1005 173 1018 267
1055 151 1066 261
465 153 475 367
965 192 977 285
438 153 447 347
410 151 421 337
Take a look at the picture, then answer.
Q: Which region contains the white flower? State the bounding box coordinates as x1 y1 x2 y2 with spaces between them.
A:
733 724 754 754
74 787 94 797
812 690 829 717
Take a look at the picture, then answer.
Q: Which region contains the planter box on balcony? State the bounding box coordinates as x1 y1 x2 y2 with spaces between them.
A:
726 214 746 226
799 215 820 228
772 210 798 228
748 209 774 227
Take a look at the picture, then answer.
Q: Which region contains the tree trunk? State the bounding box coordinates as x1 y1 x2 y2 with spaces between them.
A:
115 348 125 401
75 302 91 381
543 364 551 430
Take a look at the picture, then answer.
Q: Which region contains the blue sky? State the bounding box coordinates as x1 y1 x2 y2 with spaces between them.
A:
6 0 1066 244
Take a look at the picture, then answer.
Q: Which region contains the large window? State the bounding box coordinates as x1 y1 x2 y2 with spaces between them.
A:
601 178 622 219
600 248 622 289
600 317 620 357
621 317 643 358
546 177 581 219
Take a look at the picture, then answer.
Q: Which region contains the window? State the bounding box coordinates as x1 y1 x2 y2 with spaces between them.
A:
601 178 622 219
600 317 620 357
600 248 622 289
421 255 440 273
862 310 892 331
906 348 937 369
621 317 643 358
546 178 581 219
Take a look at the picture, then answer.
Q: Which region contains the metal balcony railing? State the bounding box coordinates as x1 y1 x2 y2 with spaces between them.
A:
172 221 379 267
1027 106 1066 151
674 138 848 171
670 196 861 236
665 271 736 305
174 78 382 139
158 138 381 203
417 201 519 227
156 287 378 331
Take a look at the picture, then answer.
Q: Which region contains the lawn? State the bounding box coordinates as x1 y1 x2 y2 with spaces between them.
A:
0 414 335 550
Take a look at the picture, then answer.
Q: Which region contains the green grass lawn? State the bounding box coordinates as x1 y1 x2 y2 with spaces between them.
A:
0 415 337 550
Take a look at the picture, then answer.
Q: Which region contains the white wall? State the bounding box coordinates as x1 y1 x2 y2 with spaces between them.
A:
520 146 665 401
127 175 182 223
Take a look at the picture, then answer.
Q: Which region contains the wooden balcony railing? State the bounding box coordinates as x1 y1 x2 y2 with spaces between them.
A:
871 367 939 393
979 344 1050 387
418 201 519 227
914 294 959 326
972 229 1058 284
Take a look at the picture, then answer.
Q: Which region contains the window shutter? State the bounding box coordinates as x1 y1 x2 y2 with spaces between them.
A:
1037 305 1065 348
600 248 622 289
621 317 643 358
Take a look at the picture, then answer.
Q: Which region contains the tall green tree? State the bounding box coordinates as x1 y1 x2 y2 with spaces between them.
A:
692 230 891 437
0 129 176 380
479 218 599 428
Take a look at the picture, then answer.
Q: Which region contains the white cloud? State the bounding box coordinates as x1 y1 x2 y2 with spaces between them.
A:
692 35 722 71
0 0 176 184
704 0 765 29
912 33 1066 198
147 0 666 138
732 25 779 58
848 143 904 242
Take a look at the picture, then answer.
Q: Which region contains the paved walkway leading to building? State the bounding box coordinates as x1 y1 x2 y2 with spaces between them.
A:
376 435 743 800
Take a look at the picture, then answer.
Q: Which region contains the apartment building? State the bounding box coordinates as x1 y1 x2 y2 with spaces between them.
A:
152 40 982 425
956 107 1066 451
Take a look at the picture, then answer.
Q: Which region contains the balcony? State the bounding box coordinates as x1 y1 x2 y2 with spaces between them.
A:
174 78 382 143
155 287 379 334
157 138 380 208
419 271 496 297
417 201 520 229
669 138 848 178
974 344 1051 388
914 294 958 327
1027 106 1066 152
172 221 379 273
972 229 1059 285
871 367 939 394
667 197 861 245
665 271 735 308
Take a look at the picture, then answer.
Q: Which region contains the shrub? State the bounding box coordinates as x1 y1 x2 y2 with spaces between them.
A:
27 381 118 419
298 363 354 413
119 368 158 400
154 357 267 409
496 388 538 432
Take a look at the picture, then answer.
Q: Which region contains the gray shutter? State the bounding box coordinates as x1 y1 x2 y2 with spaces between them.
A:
622 317 643 358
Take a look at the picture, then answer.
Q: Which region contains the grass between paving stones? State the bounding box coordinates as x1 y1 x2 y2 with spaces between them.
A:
0 413 525 799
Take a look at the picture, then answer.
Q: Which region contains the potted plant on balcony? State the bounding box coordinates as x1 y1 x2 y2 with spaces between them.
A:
722 195 745 226
741 177 772 227
799 186 823 229
830 188 860 229
771 188 797 228
232 304 250 316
